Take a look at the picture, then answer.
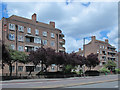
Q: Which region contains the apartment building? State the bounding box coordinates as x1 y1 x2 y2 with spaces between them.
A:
84 36 117 66
0 13 65 53
0 13 65 76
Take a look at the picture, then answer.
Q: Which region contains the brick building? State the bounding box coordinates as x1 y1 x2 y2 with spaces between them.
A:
0 13 65 76
84 36 117 67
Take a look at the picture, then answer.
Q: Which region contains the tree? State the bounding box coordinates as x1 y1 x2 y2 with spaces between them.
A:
86 53 99 70
2 44 27 76
27 47 47 73
2 44 12 76
105 60 116 71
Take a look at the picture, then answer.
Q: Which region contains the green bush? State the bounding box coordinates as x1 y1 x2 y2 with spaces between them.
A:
64 65 74 74
76 69 83 75
99 67 110 74
115 68 120 74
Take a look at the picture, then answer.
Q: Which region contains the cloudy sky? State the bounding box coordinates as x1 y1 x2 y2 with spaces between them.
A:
0 0 118 53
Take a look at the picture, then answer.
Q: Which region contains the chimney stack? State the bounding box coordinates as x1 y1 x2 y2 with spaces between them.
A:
79 48 81 51
91 36 96 41
105 39 108 43
32 13 36 21
49 21 55 28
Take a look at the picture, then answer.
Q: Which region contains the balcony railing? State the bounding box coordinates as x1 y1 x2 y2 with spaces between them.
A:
59 39 65 44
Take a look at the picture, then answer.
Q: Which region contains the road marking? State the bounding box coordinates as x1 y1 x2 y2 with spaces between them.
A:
115 86 118 88
1 81 43 85
34 79 118 88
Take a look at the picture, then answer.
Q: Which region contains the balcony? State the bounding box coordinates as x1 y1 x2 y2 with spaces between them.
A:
59 39 65 44
59 46 65 52
59 33 64 37
107 46 116 51
25 45 34 52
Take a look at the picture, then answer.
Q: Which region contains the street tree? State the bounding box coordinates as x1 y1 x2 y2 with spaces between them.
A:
105 60 116 71
2 44 27 76
86 53 99 70
27 47 47 73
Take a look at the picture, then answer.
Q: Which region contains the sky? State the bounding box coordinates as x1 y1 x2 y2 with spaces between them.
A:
0 0 118 53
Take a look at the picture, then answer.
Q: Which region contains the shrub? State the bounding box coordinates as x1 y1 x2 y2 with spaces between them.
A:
64 65 74 74
115 68 120 74
99 67 110 74
76 69 83 75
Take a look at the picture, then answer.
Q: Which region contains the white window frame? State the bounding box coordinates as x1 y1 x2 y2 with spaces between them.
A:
34 37 41 44
35 29 39 35
27 27 31 34
43 40 47 45
18 46 24 51
42 31 47 37
18 35 24 42
9 23 15 30
18 66 23 72
34 46 39 51
9 34 15 40
10 44 15 50
50 41 55 46
18 25 24 32
51 33 55 38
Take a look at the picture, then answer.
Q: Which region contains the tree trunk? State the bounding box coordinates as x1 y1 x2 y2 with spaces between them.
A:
9 63 12 76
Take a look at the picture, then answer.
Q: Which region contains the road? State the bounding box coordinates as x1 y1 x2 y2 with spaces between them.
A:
0 74 119 89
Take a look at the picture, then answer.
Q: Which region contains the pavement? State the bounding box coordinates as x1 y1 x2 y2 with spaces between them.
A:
0 74 119 89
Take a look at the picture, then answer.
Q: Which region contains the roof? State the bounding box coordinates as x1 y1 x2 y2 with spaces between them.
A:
85 39 112 46
8 15 57 30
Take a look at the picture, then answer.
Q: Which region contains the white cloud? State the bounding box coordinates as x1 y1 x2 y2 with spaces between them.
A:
6 1 118 53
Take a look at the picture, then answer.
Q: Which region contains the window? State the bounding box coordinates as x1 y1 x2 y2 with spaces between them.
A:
18 46 24 51
35 29 39 35
50 41 55 46
9 66 15 72
51 66 55 70
18 25 24 32
18 35 24 42
51 33 55 38
34 46 39 51
26 66 34 72
34 37 41 44
42 31 47 37
97 50 99 53
105 46 107 49
18 66 23 72
103 46 104 49
100 50 102 54
35 66 41 72
27 28 31 34
9 34 15 40
9 23 15 30
10 44 15 50
100 45 102 48
43 40 47 45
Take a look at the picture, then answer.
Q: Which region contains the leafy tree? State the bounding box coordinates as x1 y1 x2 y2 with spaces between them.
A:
86 53 99 70
105 60 116 71
2 44 27 76
27 47 47 73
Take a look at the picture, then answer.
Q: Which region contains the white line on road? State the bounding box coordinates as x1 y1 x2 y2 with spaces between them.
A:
1 81 43 85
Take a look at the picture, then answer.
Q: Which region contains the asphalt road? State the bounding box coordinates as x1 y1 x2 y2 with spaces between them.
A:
66 81 119 88
1 74 119 89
